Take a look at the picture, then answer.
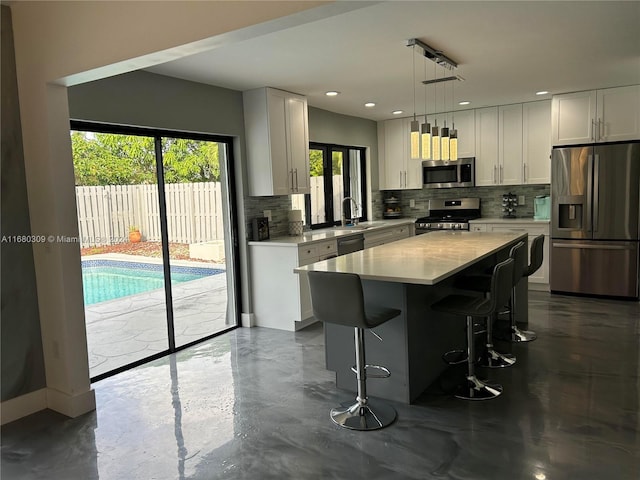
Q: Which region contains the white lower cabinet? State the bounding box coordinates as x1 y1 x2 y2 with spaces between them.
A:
469 221 550 289
250 239 337 331
249 223 414 331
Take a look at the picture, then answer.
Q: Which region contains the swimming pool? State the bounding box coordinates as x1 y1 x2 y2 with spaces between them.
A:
81 259 223 305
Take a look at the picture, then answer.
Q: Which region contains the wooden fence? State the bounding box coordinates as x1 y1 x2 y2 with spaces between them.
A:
75 182 224 247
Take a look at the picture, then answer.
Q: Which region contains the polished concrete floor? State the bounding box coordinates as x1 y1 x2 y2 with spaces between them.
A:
2 292 639 479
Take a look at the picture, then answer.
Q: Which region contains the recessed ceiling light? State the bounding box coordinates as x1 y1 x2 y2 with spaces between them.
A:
392 110 403 115
325 91 340 97
458 101 471 106
365 102 376 108
536 91 549 96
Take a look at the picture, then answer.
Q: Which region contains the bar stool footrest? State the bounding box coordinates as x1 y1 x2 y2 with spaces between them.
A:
442 349 468 365
350 364 391 379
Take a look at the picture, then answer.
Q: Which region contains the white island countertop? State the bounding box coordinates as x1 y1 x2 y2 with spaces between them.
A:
295 230 527 285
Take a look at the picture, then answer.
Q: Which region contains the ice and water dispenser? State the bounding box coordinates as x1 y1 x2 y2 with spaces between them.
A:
555 196 584 229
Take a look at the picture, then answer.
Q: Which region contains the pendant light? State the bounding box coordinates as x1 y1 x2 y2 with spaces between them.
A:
420 57 431 160
450 80 459 161
431 63 440 161
410 45 420 159
440 69 450 161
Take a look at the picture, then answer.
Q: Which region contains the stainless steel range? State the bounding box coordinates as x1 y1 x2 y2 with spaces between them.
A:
415 198 481 235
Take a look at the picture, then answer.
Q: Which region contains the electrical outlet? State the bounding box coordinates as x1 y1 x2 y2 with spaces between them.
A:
409 199 416 208
518 195 525 206
263 210 272 221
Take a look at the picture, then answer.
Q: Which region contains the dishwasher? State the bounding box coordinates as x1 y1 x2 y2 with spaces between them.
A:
337 234 365 255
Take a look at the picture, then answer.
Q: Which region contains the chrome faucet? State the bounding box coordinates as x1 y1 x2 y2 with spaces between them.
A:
341 197 359 226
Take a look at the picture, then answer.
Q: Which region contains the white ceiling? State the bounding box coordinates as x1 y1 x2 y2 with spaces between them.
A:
147 1 640 122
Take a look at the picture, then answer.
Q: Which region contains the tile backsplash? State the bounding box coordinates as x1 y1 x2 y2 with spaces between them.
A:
377 184 550 219
245 185 550 240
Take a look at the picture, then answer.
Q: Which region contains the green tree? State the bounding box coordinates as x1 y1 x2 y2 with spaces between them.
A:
71 131 221 185
309 149 323 177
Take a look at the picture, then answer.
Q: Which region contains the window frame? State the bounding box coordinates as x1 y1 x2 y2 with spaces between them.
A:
304 142 367 230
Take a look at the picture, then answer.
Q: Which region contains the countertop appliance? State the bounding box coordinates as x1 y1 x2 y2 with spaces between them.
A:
415 198 481 235
550 142 640 299
534 195 550 220
422 157 475 189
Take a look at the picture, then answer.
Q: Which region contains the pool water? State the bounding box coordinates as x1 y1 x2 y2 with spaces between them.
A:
81 259 223 305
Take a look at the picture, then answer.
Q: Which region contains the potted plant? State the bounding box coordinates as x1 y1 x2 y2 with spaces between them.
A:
129 226 142 243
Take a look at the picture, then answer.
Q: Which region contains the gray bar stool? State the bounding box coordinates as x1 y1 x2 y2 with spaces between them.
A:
508 234 544 342
452 241 527 368
308 270 400 430
431 257 514 400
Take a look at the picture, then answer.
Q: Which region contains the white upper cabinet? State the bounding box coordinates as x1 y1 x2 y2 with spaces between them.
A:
378 117 422 190
597 85 640 142
453 109 476 158
551 85 640 145
475 107 499 186
477 101 551 186
523 100 551 184
243 87 310 196
498 103 524 186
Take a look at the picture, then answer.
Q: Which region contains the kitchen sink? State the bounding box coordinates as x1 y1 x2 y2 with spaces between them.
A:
334 222 386 231
334 225 371 231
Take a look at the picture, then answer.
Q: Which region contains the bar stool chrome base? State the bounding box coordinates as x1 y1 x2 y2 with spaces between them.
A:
330 399 396 430
511 326 537 343
456 375 503 401
479 347 516 368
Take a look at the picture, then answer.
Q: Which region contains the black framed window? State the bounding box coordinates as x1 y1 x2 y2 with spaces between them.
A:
291 143 367 229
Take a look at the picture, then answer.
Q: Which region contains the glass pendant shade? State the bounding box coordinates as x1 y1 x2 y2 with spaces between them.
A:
410 120 420 159
431 125 440 161
441 127 450 161
450 129 458 161
421 120 431 160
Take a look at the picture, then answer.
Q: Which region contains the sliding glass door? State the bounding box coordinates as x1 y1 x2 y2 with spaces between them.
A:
71 123 239 379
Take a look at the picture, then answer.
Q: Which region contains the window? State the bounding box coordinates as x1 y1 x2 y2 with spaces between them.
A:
291 143 367 229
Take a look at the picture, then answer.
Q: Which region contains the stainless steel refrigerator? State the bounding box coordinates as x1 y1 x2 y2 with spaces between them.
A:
550 142 640 299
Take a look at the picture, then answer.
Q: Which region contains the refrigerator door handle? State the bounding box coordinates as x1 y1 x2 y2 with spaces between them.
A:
586 154 593 233
552 242 633 250
593 154 600 233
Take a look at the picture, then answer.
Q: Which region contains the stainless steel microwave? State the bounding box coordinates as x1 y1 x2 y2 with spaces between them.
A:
422 157 475 189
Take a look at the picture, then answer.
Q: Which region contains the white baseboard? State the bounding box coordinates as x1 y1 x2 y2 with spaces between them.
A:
241 312 256 327
1 388 47 425
46 387 96 418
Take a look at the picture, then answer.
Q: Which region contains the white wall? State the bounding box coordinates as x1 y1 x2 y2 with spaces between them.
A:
6 0 342 421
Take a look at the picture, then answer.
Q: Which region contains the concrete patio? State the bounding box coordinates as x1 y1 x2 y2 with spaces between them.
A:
83 254 233 378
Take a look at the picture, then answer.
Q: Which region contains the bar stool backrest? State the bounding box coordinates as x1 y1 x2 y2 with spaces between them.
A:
525 234 545 277
509 241 528 286
486 258 515 317
308 271 369 328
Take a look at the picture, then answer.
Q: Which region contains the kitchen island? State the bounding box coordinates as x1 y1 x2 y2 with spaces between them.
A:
295 230 528 404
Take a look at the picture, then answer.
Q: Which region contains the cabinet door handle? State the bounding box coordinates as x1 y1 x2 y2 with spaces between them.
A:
404 171 407 187
599 118 604 141
294 168 298 192
399 172 402 187
523 163 527 183
493 165 497 183
591 119 596 142
290 169 295 191
500 165 503 183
